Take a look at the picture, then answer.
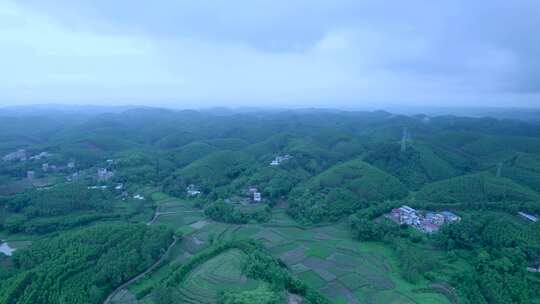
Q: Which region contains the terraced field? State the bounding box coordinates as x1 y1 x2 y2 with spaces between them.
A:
119 195 451 304
151 193 205 228
176 249 263 304
230 215 451 304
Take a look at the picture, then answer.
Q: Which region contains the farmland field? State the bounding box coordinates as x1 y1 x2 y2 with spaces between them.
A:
117 202 451 304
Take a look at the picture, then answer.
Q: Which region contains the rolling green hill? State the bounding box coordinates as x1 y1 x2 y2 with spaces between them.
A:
166 142 219 168
177 151 253 188
288 160 408 222
416 172 540 204
364 141 461 189
495 153 540 192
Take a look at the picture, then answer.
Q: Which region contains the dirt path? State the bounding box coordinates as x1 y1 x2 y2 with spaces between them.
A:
103 236 178 304
146 204 161 226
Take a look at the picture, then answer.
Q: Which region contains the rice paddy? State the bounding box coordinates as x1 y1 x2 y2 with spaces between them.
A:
111 192 451 304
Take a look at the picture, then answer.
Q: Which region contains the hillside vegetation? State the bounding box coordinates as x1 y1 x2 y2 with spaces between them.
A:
1 107 540 304
416 173 540 204
0 224 172 304
289 160 408 222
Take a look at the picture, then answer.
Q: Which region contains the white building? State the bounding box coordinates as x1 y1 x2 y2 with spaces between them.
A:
187 189 201 196
186 184 201 196
269 154 292 166
30 152 51 160
253 192 262 202
88 185 108 190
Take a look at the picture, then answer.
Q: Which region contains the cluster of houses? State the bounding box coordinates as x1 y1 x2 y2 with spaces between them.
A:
222 187 263 205
389 205 461 233
3 149 81 181
185 183 262 203
133 194 145 200
29 161 76 180
2 149 54 162
94 160 116 182
270 154 292 166
2 149 28 162
97 168 114 181
30 152 52 161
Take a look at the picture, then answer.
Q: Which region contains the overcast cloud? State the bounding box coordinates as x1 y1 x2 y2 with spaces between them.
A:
1 0 539 108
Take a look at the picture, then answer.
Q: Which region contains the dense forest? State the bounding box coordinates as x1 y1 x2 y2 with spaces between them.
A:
1 106 540 303
0 224 173 304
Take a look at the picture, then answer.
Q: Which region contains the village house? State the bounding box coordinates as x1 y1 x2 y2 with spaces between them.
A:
420 219 440 233
270 154 292 166
67 161 76 169
133 194 145 200
97 168 114 181
425 212 445 225
26 170 35 180
30 151 51 160
391 205 420 225
186 184 201 196
253 192 262 202
42 163 49 172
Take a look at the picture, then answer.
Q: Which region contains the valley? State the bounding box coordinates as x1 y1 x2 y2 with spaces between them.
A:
1 108 540 304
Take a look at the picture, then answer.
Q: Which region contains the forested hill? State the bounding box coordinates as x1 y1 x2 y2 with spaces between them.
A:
1 107 540 304
1 108 540 217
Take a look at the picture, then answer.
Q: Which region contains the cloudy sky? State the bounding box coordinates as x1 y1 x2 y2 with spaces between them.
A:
1 0 539 108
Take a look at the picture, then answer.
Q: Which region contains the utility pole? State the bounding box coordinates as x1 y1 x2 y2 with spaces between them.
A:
496 162 503 178
401 127 409 152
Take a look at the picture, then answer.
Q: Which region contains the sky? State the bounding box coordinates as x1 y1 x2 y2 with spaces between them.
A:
1 0 539 109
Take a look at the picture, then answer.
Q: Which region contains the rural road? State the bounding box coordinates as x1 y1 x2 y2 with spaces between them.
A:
102 235 178 304
146 204 161 226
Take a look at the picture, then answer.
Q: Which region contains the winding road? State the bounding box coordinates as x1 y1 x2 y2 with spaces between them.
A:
103 235 178 304
103 202 180 304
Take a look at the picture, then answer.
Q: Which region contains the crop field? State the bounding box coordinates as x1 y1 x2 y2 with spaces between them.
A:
116 199 451 304
229 210 451 304
176 249 262 304
150 193 205 228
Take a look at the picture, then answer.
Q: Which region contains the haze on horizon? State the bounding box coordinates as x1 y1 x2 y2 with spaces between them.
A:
1 0 539 109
